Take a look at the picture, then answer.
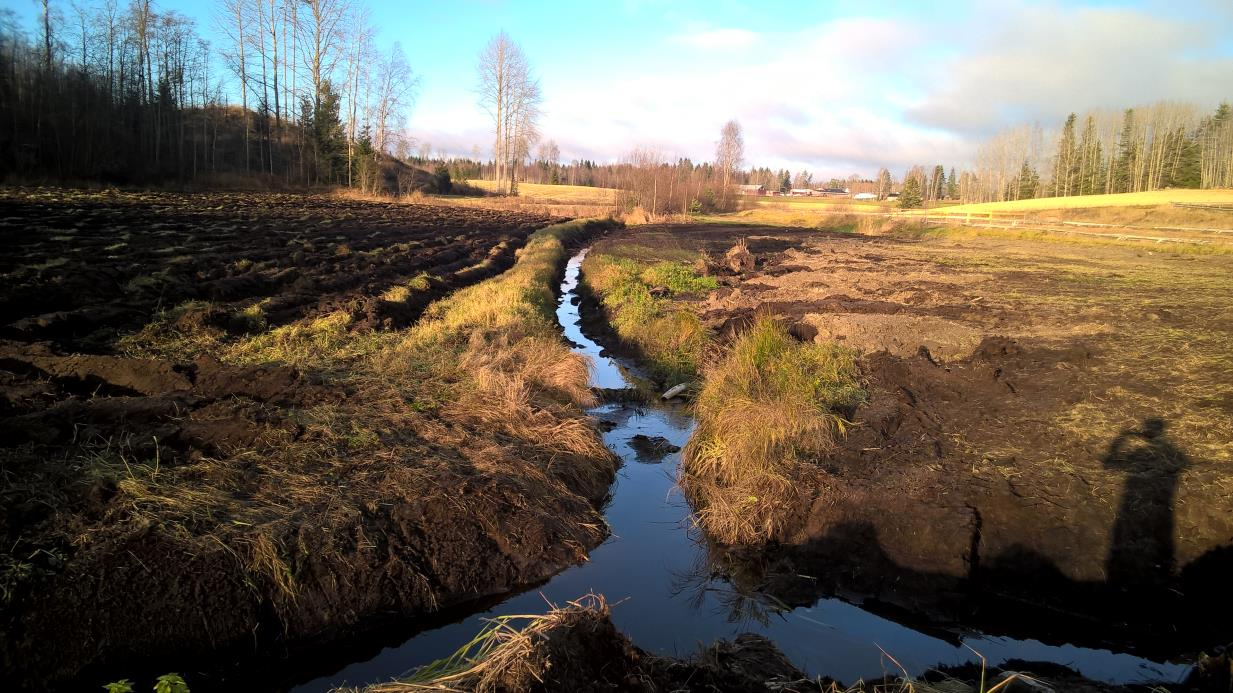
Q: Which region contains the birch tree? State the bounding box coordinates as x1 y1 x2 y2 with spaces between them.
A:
715 119 744 193
476 32 540 194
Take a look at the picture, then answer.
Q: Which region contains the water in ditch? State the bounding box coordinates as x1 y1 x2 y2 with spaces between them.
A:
294 248 1189 691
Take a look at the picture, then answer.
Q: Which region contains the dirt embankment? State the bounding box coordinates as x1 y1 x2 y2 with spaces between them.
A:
0 190 617 690
589 223 1233 657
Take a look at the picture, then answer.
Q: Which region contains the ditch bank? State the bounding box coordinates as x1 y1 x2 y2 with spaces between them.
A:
577 224 1233 670
302 242 1201 693
0 217 621 691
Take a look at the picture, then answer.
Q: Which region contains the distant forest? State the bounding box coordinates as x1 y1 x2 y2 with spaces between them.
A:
1 3 1230 205
0 0 417 190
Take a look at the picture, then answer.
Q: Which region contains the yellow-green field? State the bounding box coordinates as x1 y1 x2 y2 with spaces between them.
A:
466 180 618 205
923 189 1233 215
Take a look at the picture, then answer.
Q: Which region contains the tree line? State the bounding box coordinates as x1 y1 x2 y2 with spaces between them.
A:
610 120 745 216
957 100 1233 203
0 0 416 188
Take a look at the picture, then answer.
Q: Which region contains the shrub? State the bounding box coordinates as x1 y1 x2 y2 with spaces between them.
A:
433 165 452 194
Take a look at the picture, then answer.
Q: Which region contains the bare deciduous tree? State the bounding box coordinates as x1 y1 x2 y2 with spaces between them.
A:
714 119 744 192
371 41 416 155
476 32 541 194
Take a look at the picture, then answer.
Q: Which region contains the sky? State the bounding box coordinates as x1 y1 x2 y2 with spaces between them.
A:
12 0 1233 178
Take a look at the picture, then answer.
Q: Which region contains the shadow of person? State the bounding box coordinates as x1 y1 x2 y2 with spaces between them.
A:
1102 417 1191 592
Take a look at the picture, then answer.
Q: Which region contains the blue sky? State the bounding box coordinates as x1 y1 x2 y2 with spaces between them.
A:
11 0 1233 177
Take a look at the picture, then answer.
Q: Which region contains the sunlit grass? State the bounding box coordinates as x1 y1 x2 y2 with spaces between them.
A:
582 252 715 383
466 179 618 205
921 189 1233 215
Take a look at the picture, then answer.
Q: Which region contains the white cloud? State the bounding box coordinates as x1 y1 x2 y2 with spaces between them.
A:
410 4 1233 178
905 5 1233 134
669 27 761 50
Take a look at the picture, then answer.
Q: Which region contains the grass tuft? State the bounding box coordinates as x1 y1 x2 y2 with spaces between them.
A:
682 315 865 545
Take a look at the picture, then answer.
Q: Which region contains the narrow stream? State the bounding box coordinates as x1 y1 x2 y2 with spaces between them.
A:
295 248 1189 691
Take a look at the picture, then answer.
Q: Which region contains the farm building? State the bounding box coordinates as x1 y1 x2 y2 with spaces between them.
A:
789 188 815 196
737 184 766 196
816 187 850 197
852 192 877 201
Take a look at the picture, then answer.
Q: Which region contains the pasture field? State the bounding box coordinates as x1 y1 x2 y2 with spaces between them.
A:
923 188 1233 215
465 179 618 205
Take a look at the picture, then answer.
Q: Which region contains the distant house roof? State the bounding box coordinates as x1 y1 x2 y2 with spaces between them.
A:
818 187 848 194
737 184 764 191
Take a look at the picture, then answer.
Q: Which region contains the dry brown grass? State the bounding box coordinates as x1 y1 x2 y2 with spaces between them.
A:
465 180 618 205
361 595 618 693
348 592 1038 693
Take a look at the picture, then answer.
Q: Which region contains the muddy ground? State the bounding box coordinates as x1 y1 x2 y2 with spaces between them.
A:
0 189 616 691
588 223 1233 659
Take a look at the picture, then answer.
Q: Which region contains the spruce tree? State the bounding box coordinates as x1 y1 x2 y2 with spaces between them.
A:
1113 108 1137 193
1054 113 1078 197
1078 115 1102 196
932 165 945 200
1017 160 1039 200
946 167 958 199
1167 128 1201 188
898 175 923 209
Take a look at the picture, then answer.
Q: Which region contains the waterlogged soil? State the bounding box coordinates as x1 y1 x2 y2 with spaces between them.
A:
589 223 1233 661
0 189 622 691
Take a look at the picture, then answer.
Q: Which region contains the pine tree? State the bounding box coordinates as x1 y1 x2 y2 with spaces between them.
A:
946 167 958 199
932 164 945 200
898 175 923 209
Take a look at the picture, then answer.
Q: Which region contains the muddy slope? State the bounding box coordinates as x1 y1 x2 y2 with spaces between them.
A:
0 193 614 691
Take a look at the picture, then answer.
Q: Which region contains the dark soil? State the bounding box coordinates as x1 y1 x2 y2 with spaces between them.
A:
0 188 553 351
590 223 1233 661
0 189 617 691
